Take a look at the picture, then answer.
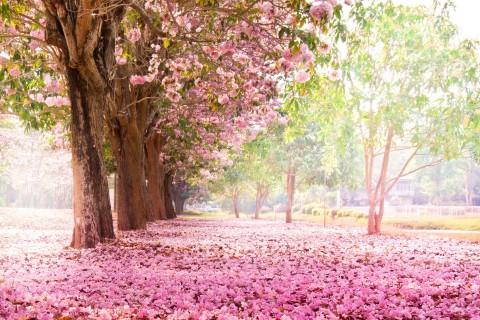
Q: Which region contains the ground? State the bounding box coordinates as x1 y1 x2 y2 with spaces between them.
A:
1 208 479 319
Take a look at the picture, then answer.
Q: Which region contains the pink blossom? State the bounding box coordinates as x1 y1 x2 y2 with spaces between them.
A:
328 69 342 81
130 75 146 85
9 68 21 77
278 117 288 125
5 87 17 95
218 94 229 105
127 28 141 43
7 27 19 35
319 40 332 53
310 1 334 21
30 29 45 39
28 41 41 51
116 56 127 65
295 70 311 83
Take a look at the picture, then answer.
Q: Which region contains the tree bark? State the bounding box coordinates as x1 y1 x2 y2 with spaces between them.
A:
285 163 296 224
108 114 147 230
67 66 115 248
367 126 394 234
233 189 240 218
145 133 168 220
43 1 124 248
164 172 176 219
466 160 473 206
173 176 187 216
254 183 269 219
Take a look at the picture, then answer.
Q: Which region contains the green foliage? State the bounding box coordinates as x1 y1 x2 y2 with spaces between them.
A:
302 203 367 220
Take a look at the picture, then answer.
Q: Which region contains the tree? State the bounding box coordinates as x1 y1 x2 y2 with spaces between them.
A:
1 0 352 247
334 1 480 233
209 160 249 218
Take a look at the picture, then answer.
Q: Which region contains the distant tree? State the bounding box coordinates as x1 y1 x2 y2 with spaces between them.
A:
296 1 480 234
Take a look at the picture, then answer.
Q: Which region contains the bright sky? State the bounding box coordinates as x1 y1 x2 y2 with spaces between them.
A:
393 0 480 40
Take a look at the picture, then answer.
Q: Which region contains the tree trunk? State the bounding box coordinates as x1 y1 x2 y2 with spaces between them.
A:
67 66 115 248
466 160 473 206
367 126 394 235
285 164 296 224
145 133 168 220
164 172 176 219
367 201 377 234
173 175 187 216
43 1 125 248
233 191 240 218
109 115 147 231
254 183 269 219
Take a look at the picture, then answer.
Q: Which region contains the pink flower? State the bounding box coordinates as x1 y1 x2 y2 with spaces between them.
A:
319 40 332 53
130 75 146 85
30 29 44 39
328 69 342 81
116 56 127 65
128 28 141 43
7 27 19 35
29 41 41 50
44 96 56 107
5 87 16 95
218 94 229 105
310 1 334 21
295 70 311 83
278 117 288 125
9 68 21 77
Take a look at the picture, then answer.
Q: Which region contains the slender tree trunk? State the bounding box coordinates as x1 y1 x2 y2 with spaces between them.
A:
164 172 176 219
367 126 394 235
67 67 114 248
233 190 240 218
254 183 269 219
285 164 296 224
145 133 168 220
466 160 473 206
367 201 377 234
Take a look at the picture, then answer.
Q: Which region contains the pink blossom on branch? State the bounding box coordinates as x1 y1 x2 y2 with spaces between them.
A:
127 28 141 43
310 1 334 21
328 68 342 81
129 75 146 85
295 70 311 83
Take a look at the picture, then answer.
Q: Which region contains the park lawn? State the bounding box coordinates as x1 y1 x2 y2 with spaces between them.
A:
383 216 480 231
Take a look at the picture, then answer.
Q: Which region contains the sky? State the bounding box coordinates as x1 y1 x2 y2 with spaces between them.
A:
393 0 480 40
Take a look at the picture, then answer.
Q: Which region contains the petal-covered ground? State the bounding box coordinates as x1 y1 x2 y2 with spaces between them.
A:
0 209 479 319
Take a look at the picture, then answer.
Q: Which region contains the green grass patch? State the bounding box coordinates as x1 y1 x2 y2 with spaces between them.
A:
383 216 480 231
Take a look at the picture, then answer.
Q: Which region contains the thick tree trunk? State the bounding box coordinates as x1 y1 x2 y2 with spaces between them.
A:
145 133 167 220
164 172 176 219
109 116 147 231
67 67 114 248
173 176 187 216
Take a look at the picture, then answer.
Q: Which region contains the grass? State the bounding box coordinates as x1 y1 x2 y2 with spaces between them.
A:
181 210 480 242
383 216 480 231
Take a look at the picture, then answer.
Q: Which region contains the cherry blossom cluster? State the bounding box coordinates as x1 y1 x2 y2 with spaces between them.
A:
0 209 479 319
